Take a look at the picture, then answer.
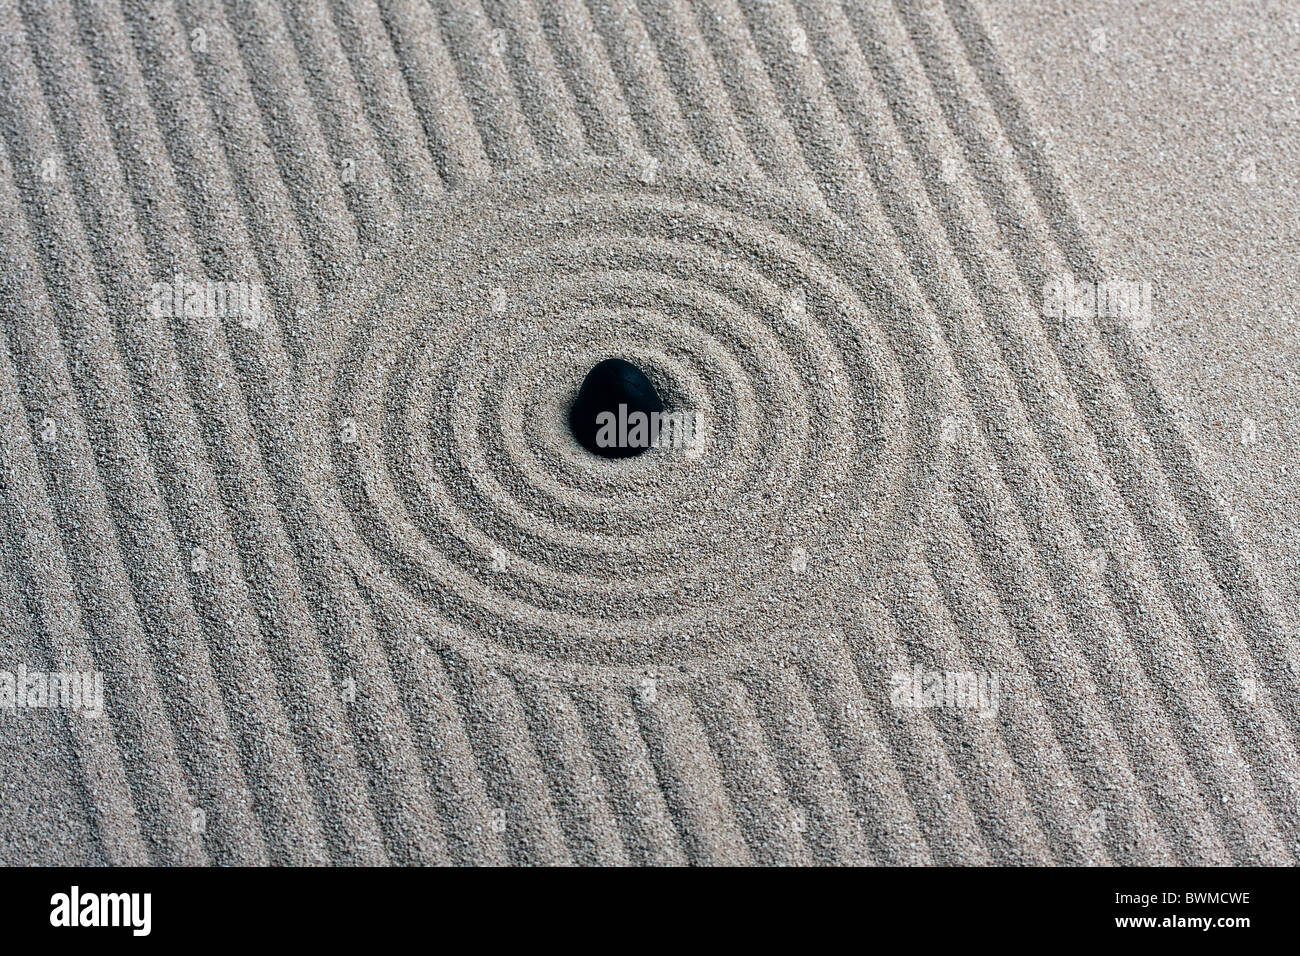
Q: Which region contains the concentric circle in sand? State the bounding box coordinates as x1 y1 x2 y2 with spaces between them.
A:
295 160 936 681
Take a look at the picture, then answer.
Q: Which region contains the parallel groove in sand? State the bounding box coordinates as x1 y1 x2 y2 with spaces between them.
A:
324 0 447 202
0 324 154 865
0 20 266 863
728 4 1142 862
0 0 1292 863
915 0 1297 711
821 0 1289 858
22 0 333 864
888 0 1297 858
54 0 407 862
739 0 1119 863
773 0 1293 861
164 0 454 863
113 0 399 862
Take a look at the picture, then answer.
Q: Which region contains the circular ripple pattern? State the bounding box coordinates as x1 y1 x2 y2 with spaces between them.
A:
297 161 936 680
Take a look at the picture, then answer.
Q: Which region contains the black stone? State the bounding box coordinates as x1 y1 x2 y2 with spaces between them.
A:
569 358 664 459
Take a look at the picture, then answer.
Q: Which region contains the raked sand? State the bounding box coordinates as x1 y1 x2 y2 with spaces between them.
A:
0 0 1296 865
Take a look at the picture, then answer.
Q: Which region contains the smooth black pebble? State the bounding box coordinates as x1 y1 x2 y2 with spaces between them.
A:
569 358 664 458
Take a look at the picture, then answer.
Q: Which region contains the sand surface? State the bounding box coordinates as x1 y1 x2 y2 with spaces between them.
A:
0 0 1296 865
988 0 1300 615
